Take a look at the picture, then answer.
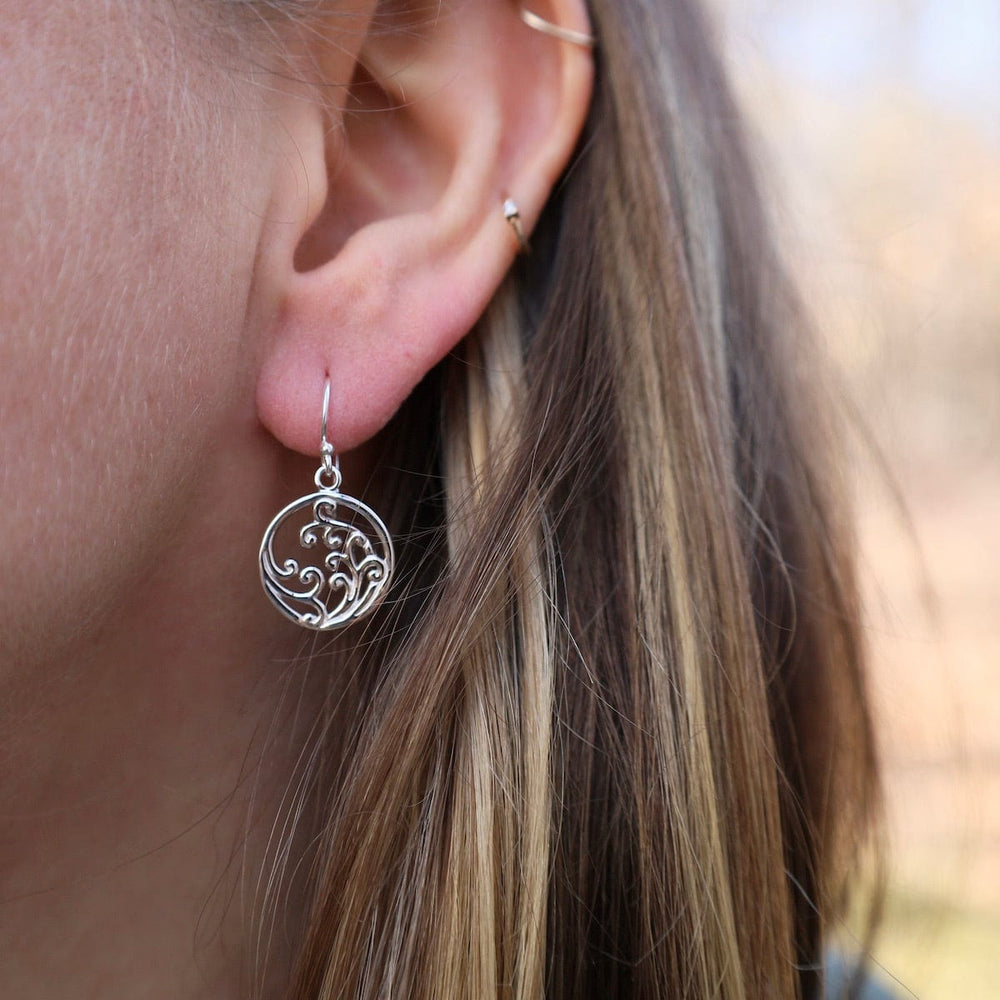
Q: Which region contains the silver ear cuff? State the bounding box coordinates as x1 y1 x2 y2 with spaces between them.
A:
519 6 596 49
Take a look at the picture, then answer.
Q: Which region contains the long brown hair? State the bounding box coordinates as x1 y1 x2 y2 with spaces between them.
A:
242 1 881 996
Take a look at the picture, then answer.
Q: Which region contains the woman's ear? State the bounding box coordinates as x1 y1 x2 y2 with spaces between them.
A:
255 0 594 455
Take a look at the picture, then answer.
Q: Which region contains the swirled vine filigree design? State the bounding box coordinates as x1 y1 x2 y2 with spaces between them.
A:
259 488 394 630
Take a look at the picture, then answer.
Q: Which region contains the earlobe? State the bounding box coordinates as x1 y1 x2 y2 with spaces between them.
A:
255 0 594 458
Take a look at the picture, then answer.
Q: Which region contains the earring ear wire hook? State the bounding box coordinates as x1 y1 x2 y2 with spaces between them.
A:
320 375 339 482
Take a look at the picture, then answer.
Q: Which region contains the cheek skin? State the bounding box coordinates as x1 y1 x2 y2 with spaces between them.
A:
0 3 273 670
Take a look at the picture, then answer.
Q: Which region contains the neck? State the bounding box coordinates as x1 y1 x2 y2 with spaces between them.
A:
0 428 330 999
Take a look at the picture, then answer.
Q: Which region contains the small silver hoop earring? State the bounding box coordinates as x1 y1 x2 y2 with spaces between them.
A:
519 6 596 49
259 377 394 631
503 198 530 254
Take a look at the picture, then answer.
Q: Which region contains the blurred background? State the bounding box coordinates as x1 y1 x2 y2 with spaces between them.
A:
714 1 999 996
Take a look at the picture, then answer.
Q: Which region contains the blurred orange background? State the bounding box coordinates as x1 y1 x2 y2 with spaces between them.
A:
716 1 1000 996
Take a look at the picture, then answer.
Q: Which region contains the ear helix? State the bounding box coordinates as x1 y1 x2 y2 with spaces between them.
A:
258 377 394 631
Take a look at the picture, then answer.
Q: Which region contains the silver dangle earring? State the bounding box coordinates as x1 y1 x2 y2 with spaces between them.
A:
259 377 394 630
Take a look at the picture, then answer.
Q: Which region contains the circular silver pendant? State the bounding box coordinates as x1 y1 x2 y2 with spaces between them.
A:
259 476 394 631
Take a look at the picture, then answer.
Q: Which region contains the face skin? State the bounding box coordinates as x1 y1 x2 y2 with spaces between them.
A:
0 2 277 671
0 3 342 995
